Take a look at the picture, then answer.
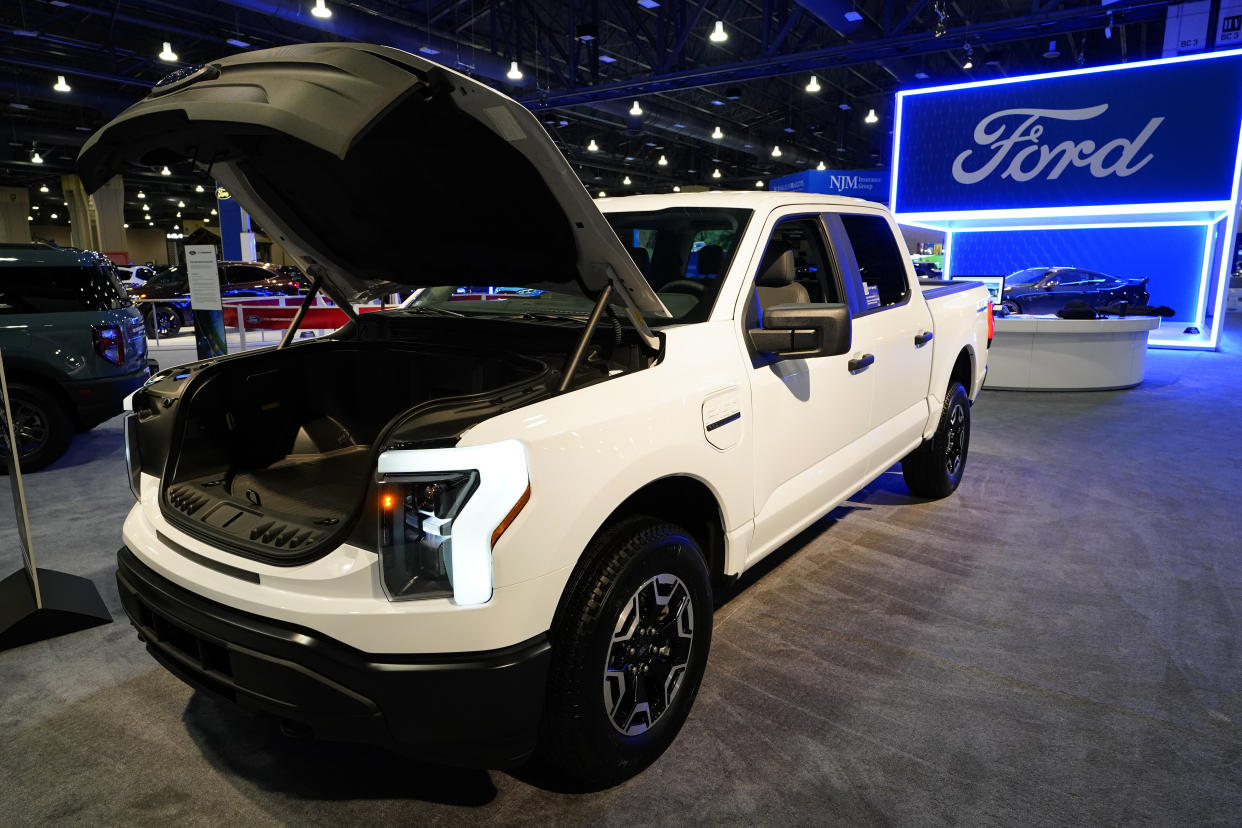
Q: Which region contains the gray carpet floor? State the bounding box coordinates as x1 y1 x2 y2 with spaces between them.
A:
3 315 1241 826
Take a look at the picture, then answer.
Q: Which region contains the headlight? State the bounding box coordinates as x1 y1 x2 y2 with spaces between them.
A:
123 413 142 500
376 440 530 606
378 471 479 602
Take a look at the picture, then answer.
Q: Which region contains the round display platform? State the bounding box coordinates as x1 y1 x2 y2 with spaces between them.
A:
984 315 1161 391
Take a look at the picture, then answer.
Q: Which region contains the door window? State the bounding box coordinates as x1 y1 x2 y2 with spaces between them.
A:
839 213 909 309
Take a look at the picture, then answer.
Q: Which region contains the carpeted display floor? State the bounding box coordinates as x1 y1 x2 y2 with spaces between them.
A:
2 315 1241 826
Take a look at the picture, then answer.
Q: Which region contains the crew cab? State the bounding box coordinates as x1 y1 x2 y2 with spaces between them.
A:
79 43 990 787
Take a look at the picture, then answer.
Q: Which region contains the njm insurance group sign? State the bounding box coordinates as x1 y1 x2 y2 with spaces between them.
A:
890 49 1242 221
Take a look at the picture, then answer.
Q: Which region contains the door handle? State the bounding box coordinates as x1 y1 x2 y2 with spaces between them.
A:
848 353 875 373
914 331 934 347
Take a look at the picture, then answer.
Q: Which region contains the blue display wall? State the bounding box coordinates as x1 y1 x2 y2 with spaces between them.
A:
947 223 1214 325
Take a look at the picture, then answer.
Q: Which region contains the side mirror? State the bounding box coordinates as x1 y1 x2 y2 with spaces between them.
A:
748 303 851 359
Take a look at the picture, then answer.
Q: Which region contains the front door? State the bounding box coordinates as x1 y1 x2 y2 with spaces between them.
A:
743 213 875 563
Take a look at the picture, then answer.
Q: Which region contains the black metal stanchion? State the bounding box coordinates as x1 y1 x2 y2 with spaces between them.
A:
0 348 110 651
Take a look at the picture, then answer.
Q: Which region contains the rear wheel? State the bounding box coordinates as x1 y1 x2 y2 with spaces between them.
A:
902 381 970 498
1001 299 1021 315
541 516 712 788
0 383 74 472
150 305 182 337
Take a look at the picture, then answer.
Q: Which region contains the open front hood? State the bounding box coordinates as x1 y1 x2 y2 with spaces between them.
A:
78 43 667 316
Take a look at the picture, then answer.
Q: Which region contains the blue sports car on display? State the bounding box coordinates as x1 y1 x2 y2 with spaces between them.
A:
1000 267 1150 314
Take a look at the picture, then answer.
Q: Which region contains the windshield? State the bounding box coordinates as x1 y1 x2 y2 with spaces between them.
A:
405 207 752 327
1006 267 1049 286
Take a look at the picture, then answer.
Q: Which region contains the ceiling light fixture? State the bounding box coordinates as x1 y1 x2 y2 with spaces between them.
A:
712 168 722 179
629 100 643 116
657 155 668 166
711 126 724 140
839 102 852 111
865 108 879 124
30 151 43 164
623 176 632 185
506 61 523 80
311 0 332 19
137 191 146 199
177 200 185 207
816 160 826 171
587 138 599 151
123 222 129 228
176 212 181 218
195 184 204 193
226 37 250 48
754 180 764 188
963 43 974 70
709 20 728 43
598 191 607 197
158 42 178 62
805 75 821 93
160 166 171 175
142 204 149 211
39 184 49 193
672 186 680 192
211 208 217 215
1044 39 1060 58
53 75 70 92
771 145 782 157
50 213 58 219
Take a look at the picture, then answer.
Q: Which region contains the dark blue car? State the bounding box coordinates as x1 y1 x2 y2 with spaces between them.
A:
1001 267 1150 315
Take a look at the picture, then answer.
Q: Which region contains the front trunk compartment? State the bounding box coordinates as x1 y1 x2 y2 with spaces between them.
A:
150 340 550 565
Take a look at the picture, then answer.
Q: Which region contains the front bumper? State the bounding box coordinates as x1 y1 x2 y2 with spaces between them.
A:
116 546 551 768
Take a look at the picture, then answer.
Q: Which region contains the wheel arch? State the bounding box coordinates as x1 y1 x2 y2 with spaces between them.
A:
1 364 80 428
949 346 974 397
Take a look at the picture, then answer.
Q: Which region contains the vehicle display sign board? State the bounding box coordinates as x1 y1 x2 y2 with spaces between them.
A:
771 168 890 203
185 245 223 310
892 50 1242 217
0 349 37 601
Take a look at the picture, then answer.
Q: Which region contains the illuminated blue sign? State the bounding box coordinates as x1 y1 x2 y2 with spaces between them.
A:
893 50 1242 216
771 168 890 202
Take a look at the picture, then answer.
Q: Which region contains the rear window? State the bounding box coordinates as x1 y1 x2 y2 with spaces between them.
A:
0 265 132 314
840 213 910 309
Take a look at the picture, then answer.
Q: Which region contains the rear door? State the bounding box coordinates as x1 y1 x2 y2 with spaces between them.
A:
742 211 874 562
826 211 934 454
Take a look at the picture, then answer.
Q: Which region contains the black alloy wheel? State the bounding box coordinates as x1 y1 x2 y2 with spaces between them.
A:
1001 299 1022 315
0 383 74 472
603 573 696 736
901 381 971 499
541 516 712 788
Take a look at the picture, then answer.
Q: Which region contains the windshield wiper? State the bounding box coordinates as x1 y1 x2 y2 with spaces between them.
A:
400 305 467 318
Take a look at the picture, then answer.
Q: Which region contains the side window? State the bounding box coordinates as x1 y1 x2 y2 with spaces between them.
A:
839 213 910 309
758 217 841 304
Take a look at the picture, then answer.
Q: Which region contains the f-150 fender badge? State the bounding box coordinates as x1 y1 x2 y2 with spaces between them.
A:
702 386 741 450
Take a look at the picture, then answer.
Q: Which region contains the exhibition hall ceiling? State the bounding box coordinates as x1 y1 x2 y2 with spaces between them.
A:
2 0 1172 231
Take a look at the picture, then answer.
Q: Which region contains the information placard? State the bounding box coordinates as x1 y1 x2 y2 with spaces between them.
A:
185 245 223 310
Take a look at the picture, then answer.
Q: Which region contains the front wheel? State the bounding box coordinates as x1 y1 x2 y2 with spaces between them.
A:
1000 299 1022 315
540 516 712 788
902 381 971 498
0 383 74 472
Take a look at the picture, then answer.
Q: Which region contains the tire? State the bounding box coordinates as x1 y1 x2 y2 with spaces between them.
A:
152 305 182 337
902 381 971 499
1001 299 1022 315
0 382 74 473
541 516 713 788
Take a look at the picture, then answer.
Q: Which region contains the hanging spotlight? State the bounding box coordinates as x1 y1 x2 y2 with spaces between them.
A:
53 75 71 92
657 155 668 166
158 42 178 62
176 212 182 218
598 191 606 197
148 220 154 226
27 215 32 222
1044 39 1060 58
39 184 49 193
712 168 722 179
672 186 680 192
123 222 129 228
962 43 973 70
865 109 879 124
506 61 524 81
30 150 43 164
137 190 146 199
311 0 332 19
709 20 728 43
771 145 782 157
160 166 171 176
142 204 150 211
211 208 218 215
177 200 185 207
629 100 643 116
195 184 205 193
623 175 632 185
754 180 764 188
50 213 58 219
587 138 599 151
805 75 821 93
816 160 826 171
31 205 38 210
1105 12 1114 39
711 125 724 140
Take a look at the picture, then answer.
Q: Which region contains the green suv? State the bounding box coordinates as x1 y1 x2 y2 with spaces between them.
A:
1 244 152 471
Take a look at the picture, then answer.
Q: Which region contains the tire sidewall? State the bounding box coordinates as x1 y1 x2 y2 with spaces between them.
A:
1 383 72 472
548 521 712 785
939 383 970 490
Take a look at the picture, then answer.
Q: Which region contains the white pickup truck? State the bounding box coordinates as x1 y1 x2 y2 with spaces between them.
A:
81 43 991 787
